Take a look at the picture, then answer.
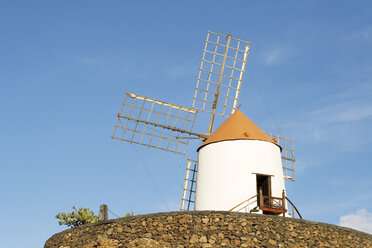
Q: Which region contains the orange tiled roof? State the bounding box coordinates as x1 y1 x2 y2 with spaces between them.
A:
198 110 279 151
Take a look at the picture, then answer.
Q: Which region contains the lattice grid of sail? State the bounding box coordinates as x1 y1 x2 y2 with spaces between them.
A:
192 31 251 117
180 158 198 211
113 93 197 155
267 133 296 181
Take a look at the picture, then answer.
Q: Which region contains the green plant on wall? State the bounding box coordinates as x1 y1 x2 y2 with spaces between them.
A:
56 206 98 228
56 206 139 228
124 211 136 217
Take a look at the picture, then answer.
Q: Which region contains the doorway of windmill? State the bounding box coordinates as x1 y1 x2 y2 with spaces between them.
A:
256 174 272 214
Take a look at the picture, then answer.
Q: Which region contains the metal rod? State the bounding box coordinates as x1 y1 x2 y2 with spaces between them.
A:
207 35 231 134
285 196 302 219
127 92 197 114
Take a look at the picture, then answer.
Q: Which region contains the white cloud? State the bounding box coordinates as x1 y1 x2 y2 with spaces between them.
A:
265 48 283 65
339 209 372 234
262 46 296 65
53 50 100 65
362 28 372 40
310 101 372 124
345 25 372 43
285 88 372 153
357 26 372 42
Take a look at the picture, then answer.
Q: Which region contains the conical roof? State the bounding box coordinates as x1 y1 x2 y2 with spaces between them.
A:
198 110 279 151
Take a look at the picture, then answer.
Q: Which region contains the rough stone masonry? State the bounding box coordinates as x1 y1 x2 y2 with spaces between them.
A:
45 211 372 248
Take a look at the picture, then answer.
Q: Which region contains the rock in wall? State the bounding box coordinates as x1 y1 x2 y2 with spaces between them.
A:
45 211 372 248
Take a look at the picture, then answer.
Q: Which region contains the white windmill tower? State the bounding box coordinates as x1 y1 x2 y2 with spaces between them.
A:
113 31 301 218
195 110 290 216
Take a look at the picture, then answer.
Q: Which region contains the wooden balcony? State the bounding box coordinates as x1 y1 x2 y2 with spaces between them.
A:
229 189 302 219
260 190 286 216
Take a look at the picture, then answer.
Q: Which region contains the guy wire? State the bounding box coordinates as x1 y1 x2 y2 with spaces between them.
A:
133 146 171 211
145 54 200 96
108 208 121 218
247 66 285 137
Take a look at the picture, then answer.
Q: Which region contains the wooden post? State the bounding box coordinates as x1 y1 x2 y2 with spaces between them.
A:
98 204 108 221
282 190 286 217
259 187 264 210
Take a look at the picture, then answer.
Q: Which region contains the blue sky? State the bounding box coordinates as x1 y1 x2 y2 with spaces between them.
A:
1 1 372 247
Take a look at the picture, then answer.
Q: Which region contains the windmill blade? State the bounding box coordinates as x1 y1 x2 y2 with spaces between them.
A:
112 92 198 155
180 158 198 211
192 31 251 121
266 133 296 182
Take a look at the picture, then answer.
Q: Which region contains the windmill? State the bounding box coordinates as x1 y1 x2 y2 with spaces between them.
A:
112 31 298 217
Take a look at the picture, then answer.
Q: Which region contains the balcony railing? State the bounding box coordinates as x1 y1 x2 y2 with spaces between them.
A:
229 189 302 219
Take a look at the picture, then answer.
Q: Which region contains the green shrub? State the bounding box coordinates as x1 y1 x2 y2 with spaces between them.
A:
56 206 98 228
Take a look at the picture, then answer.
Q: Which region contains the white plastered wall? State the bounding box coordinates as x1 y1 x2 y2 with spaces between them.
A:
195 140 287 213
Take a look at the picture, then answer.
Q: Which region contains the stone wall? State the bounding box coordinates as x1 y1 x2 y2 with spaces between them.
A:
45 211 372 248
